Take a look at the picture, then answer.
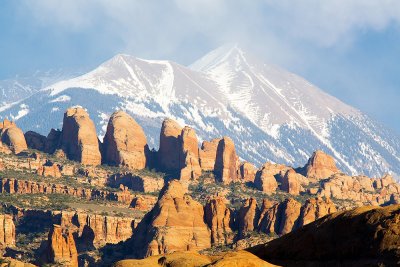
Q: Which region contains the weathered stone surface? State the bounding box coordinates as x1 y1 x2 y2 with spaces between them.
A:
108 173 164 193
239 162 257 183
254 164 279 193
59 107 101 165
238 198 259 234
131 180 211 257
24 131 47 151
277 198 301 235
204 196 232 245
302 150 339 179
37 161 62 178
199 138 220 171
158 119 183 172
0 120 27 154
46 225 78 267
280 169 301 195
249 205 400 266
214 137 240 184
130 195 158 211
179 126 201 180
103 111 148 169
297 197 337 227
0 214 15 248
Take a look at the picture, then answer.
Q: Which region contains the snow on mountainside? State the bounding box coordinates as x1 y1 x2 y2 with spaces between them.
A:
1 45 400 179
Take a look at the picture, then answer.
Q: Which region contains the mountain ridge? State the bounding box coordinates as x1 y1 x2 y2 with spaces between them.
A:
0 45 399 178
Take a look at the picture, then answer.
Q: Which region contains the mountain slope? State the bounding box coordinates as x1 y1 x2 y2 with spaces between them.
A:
0 45 399 178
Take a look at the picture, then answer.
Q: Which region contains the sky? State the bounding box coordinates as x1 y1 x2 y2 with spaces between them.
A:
1 0 400 132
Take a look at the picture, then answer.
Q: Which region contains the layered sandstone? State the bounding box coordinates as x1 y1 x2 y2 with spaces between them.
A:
214 137 239 184
254 164 279 193
238 198 259 234
280 169 301 195
37 161 62 178
103 111 148 169
59 107 101 165
204 196 232 245
297 197 337 227
131 180 211 257
46 225 78 267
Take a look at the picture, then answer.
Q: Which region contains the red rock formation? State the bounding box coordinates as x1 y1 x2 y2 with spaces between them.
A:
254 164 279 193
199 138 220 171
37 161 62 178
297 197 337 227
280 169 301 195
303 150 339 179
0 214 15 248
204 196 232 245
239 162 257 183
24 131 47 151
131 180 211 257
59 107 101 165
103 111 149 170
108 173 164 193
0 120 27 154
277 198 301 235
44 129 62 154
47 225 78 267
214 137 240 184
158 119 183 172
130 195 158 211
179 126 201 180
238 198 259 234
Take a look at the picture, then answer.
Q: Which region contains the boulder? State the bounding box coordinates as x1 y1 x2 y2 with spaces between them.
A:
59 107 101 165
204 196 232 245
214 137 240 184
46 225 78 267
103 111 149 169
302 150 339 179
24 131 47 151
131 180 211 257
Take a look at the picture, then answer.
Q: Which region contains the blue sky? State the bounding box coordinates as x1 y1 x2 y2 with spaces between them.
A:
1 0 400 133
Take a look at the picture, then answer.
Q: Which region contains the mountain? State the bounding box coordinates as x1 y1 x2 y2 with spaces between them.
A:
1 44 400 178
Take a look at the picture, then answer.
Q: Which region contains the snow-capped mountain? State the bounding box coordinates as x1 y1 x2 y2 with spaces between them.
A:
1 44 400 178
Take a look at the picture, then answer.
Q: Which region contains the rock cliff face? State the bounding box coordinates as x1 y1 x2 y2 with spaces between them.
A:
204 196 232 245
249 205 400 266
46 225 78 267
0 178 133 204
25 131 47 151
239 162 257 183
214 137 240 184
37 161 62 178
59 107 101 165
179 126 202 180
103 111 148 170
58 211 136 247
254 164 279 193
0 214 15 248
280 169 301 195
158 119 183 172
238 198 259 233
199 138 220 171
108 173 164 193
297 197 337 227
0 120 27 154
131 180 211 257
302 150 339 179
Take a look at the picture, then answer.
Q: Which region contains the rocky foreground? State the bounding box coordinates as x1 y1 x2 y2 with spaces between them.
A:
0 106 399 266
